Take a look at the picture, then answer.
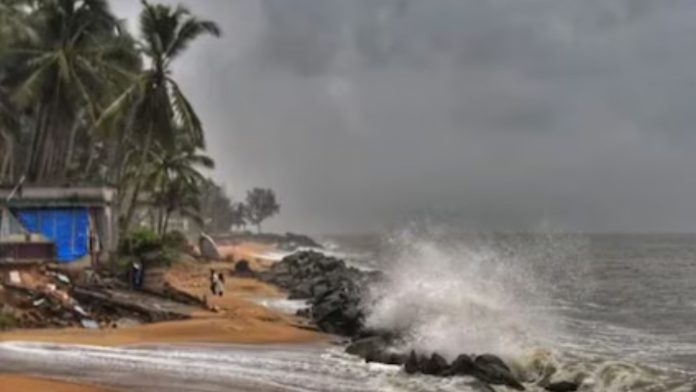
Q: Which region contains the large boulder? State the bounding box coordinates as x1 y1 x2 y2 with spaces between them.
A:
288 282 313 299
474 354 525 391
422 353 449 375
404 350 420 374
446 354 477 376
345 335 389 358
233 260 254 277
198 234 221 260
545 381 579 392
257 251 372 337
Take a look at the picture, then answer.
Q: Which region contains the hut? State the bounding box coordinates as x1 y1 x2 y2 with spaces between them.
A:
0 185 117 265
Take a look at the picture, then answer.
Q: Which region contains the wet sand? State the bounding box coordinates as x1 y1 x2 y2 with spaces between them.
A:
0 245 325 391
0 374 115 392
0 260 322 346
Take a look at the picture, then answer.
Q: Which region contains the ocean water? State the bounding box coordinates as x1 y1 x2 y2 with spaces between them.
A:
327 232 696 388
1 232 696 391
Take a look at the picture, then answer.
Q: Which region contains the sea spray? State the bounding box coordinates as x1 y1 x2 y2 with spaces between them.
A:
363 229 587 361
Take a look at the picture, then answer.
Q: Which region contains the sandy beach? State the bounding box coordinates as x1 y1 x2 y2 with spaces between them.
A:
0 374 115 392
0 242 324 391
0 244 322 346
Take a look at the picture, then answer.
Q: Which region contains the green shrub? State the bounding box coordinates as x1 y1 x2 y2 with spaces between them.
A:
0 312 17 330
118 228 182 268
162 230 188 252
119 228 160 256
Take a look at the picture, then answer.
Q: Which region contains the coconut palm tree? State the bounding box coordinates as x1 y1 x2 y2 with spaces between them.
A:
0 89 19 183
100 0 220 232
144 140 215 235
3 0 140 182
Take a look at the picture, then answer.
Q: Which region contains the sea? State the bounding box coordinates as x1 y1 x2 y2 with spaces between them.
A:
1 231 695 391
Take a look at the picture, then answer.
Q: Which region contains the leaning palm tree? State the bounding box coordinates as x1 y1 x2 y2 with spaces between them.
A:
3 0 140 182
0 88 19 183
145 140 215 235
101 0 220 232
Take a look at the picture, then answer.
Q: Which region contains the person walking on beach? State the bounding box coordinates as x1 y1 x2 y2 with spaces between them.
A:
210 269 224 297
216 271 225 297
209 269 218 295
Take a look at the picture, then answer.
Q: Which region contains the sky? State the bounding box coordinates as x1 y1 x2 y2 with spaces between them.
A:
112 0 696 234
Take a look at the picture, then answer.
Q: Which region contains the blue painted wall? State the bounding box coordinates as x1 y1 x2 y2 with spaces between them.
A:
15 208 89 262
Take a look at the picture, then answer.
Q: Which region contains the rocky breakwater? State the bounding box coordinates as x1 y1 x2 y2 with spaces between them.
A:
259 251 579 392
258 251 378 336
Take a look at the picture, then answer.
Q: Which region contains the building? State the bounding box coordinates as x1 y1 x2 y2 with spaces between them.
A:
0 185 118 264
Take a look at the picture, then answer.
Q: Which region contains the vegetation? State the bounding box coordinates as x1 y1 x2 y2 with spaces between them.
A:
198 179 237 232
0 310 18 330
0 0 220 238
0 0 284 243
229 202 247 231
244 187 280 233
118 227 186 267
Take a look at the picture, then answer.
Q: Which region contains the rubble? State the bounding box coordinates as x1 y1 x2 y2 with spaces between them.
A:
0 262 200 330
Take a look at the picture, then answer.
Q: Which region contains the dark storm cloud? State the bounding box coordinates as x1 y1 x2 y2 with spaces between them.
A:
112 0 696 233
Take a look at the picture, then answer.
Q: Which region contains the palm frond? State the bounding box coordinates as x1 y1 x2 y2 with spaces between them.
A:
165 18 220 61
11 56 53 108
168 77 204 147
139 0 165 60
95 75 145 129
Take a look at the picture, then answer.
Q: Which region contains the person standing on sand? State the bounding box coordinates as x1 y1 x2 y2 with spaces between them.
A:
210 269 224 296
210 269 218 295
217 272 225 297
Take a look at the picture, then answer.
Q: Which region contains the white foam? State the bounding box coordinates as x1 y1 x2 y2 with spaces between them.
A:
363 230 564 360
252 297 308 314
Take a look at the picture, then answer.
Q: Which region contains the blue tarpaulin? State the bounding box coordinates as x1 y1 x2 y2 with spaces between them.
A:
15 208 89 262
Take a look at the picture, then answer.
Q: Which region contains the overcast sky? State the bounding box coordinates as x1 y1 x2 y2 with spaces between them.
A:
112 0 696 234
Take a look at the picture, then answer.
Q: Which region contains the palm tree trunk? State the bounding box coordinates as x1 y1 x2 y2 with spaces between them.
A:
162 209 172 235
0 135 11 183
122 125 154 233
33 85 62 182
156 207 164 235
24 105 45 181
106 124 125 184
0 150 9 183
38 133 54 181
62 116 82 180
123 179 143 232
82 135 97 180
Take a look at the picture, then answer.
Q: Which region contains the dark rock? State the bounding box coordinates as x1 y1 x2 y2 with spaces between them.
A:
365 349 391 364
404 350 420 374
422 353 449 375
234 260 254 276
475 354 512 373
317 257 342 271
345 335 408 366
345 335 388 358
474 354 525 391
269 262 290 275
545 381 579 392
310 280 331 298
386 353 408 366
288 282 312 299
446 354 476 376
257 251 374 337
